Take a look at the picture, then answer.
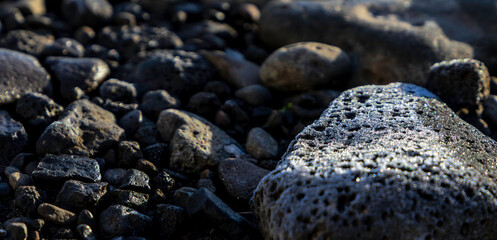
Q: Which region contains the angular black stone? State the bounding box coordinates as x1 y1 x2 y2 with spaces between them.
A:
186 188 260 240
32 155 101 185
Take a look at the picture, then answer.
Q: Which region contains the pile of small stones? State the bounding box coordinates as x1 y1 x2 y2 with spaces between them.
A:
1 0 497 239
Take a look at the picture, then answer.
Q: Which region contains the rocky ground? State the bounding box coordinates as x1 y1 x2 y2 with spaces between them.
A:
1 0 497 239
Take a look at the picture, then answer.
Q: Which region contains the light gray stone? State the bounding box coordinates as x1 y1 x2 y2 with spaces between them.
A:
253 83 497 240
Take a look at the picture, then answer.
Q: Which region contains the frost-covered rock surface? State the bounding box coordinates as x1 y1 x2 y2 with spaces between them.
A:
253 83 497 240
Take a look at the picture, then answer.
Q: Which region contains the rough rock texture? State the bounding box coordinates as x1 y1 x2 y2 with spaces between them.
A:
127 50 216 99
259 1 473 87
157 109 242 173
0 30 53 57
0 111 28 166
0 48 52 104
32 155 101 185
37 99 125 157
45 57 110 101
260 42 351 91
55 180 108 210
16 92 63 128
119 169 150 193
99 204 152 238
253 83 497 240
15 186 46 217
426 58 490 111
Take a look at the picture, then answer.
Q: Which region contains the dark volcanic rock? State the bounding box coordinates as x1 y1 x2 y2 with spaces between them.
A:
43 38 86 58
0 48 52 104
32 155 101 185
157 204 185 238
142 143 168 167
426 58 490 112
186 188 259 240
0 30 53 57
154 170 175 193
127 50 216 99
115 190 149 211
0 111 28 166
99 79 137 103
99 25 183 60
61 0 113 27
37 99 125 157
218 159 269 201
55 180 108 210
119 169 150 193
253 83 497 239
45 57 110 101
99 204 152 238
15 186 46 217
102 168 127 186
16 92 63 128
259 1 473 87
117 141 143 169
246 127 278 160
119 110 143 135
140 90 180 118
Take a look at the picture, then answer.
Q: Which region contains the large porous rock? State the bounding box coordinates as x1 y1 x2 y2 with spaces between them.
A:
259 1 473 87
0 111 28 166
126 50 216 99
157 109 242 174
253 83 497 240
45 57 110 101
0 48 52 104
37 99 125 157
